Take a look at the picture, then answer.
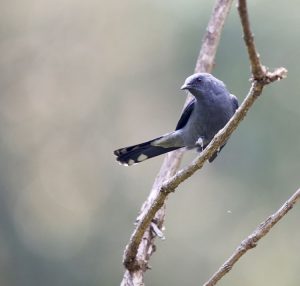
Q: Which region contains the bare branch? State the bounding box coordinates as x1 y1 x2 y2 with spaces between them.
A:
195 0 234 73
123 68 287 272
121 0 234 284
203 188 300 286
121 0 289 285
200 3 290 285
237 0 264 78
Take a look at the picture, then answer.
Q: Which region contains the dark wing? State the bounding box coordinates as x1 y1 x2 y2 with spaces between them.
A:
175 98 196 130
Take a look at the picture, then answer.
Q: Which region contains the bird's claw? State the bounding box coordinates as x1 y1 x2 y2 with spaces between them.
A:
196 137 204 151
150 222 165 240
135 217 166 240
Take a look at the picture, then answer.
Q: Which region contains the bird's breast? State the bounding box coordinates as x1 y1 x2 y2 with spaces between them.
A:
183 98 232 147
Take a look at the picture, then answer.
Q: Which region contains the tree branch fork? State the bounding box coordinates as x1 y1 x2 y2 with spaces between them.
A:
121 0 293 285
123 66 287 271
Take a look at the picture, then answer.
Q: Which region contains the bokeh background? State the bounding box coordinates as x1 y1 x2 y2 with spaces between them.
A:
1 0 300 285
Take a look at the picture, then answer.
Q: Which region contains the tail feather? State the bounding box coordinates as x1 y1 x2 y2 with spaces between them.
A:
114 136 180 166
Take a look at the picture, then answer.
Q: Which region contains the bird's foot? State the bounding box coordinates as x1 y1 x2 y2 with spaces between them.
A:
150 221 165 240
195 137 205 151
135 216 166 240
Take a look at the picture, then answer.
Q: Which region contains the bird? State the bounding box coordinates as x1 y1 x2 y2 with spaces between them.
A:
114 73 238 166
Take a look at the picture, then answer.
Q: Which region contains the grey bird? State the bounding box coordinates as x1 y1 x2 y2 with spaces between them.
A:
114 73 238 166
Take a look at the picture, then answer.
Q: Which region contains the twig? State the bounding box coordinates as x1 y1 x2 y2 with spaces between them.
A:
236 0 288 84
237 0 264 78
121 0 234 285
203 188 300 286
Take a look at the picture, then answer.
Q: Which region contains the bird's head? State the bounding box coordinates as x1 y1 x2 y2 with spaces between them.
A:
180 73 227 98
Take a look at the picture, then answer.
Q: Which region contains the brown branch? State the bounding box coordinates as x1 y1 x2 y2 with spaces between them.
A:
201 2 290 284
122 68 287 273
121 0 234 285
121 0 288 285
203 188 300 286
195 0 235 73
237 0 264 78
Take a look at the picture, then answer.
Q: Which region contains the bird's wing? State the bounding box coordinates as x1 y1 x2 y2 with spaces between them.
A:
175 98 196 130
209 94 238 163
230 94 239 111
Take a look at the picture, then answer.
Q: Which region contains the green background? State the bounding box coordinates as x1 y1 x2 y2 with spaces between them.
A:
0 0 299 285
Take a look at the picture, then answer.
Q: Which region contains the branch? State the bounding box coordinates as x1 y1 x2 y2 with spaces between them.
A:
123 0 287 275
237 0 264 78
236 0 287 83
195 0 235 73
201 2 290 285
121 0 288 285
123 68 287 270
203 188 300 286
121 0 234 285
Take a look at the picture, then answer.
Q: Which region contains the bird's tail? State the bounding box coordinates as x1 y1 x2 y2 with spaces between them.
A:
114 136 181 166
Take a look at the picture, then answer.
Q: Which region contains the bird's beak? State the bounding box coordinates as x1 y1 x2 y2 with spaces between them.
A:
180 83 190 90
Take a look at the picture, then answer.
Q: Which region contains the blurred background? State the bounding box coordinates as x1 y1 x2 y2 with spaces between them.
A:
0 0 300 285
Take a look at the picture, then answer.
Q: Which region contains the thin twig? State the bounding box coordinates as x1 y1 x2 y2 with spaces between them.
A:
237 0 264 79
203 188 300 286
121 1 234 285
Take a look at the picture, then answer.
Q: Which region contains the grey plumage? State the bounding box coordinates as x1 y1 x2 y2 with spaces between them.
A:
114 73 238 166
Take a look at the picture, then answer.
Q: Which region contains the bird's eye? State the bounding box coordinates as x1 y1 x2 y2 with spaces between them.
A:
197 77 202 82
